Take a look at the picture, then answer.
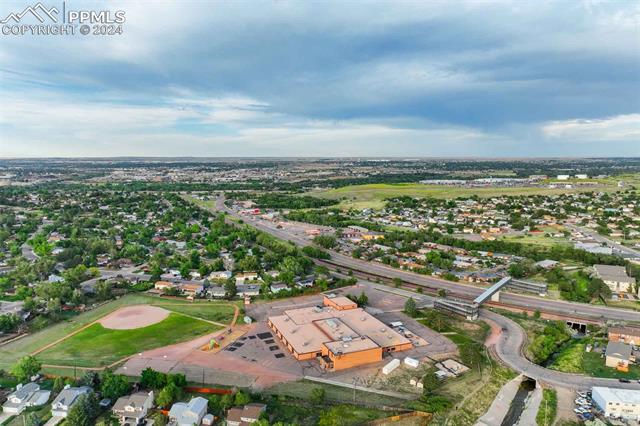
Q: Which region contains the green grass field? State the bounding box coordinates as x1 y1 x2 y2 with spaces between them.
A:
0 294 238 371
37 312 217 367
309 182 623 209
549 338 640 379
154 303 236 323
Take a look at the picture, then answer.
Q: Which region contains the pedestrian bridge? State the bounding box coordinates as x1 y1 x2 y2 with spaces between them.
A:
474 277 512 304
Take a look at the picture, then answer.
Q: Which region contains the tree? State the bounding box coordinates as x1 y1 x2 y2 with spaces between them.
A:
80 371 100 389
393 277 402 288
100 371 131 400
53 376 66 393
23 412 41 426
313 235 337 249
404 298 417 317
356 291 368 307
141 368 166 390
95 281 113 301
11 355 41 382
66 393 98 426
167 373 186 388
208 394 222 415
0 313 20 333
156 382 181 408
224 278 237 298
422 371 440 394
150 412 167 426
310 387 326 404
234 390 251 406
220 393 234 411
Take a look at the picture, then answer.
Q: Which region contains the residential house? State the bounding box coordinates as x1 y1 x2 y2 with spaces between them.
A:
236 284 260 297
235 272 260 285
168 396 208 426
593 265 636 294
605 341 632 371
226 403 267 426
50 386 92 418
208 286 226 298
2 383 51 415
208 270 232 281
296 276 315 288
112 391 154 425
535 259 559 270
270 282 288 294
155 281 177 291
180 282 204 297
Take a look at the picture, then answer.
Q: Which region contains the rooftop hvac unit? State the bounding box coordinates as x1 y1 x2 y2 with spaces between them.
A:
342 343 350 348
380 327 386 332
360 317 366 321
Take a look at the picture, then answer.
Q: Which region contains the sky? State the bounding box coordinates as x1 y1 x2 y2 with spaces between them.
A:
0 0 639 158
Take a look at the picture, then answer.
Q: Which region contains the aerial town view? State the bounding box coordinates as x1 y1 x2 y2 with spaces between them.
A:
0 1 638 426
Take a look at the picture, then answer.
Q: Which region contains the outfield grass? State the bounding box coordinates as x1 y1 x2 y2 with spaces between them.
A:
151 302 236 323
309 182 622 209
0 294 236 370
37 313 218 367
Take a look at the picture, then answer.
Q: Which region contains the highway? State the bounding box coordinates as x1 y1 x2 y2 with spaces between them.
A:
483 310 640 390
212 196 639 323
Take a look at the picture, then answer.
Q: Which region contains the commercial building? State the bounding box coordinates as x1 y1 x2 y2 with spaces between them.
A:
592 387 640 421
268 295 412 371
593 265 635 293
609 326 640 346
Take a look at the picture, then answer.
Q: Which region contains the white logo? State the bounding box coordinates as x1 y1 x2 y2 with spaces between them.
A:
0 2 58 24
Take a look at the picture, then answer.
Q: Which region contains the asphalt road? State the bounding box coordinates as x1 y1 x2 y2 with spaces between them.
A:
566 223 640 258
482 309 640 390
213 196 639 323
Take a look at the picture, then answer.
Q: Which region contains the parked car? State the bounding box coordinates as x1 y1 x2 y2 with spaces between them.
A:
619 378 631 383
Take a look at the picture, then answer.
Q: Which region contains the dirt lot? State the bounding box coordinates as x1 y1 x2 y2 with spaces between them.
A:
99 305 170 329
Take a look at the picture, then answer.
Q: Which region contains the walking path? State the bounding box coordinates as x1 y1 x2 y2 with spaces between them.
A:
475 375 524 426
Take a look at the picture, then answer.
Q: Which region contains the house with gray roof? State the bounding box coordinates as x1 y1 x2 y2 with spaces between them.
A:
168 396 208 426
2 383 51 415
50 386 92 418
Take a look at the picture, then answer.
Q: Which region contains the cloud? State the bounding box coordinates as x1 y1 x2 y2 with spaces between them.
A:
0 0 638 156
542 114 640 141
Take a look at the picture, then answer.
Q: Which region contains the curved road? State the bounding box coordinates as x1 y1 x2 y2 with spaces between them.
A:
482 309 640 390
197 195 640 391
213 196 639 323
